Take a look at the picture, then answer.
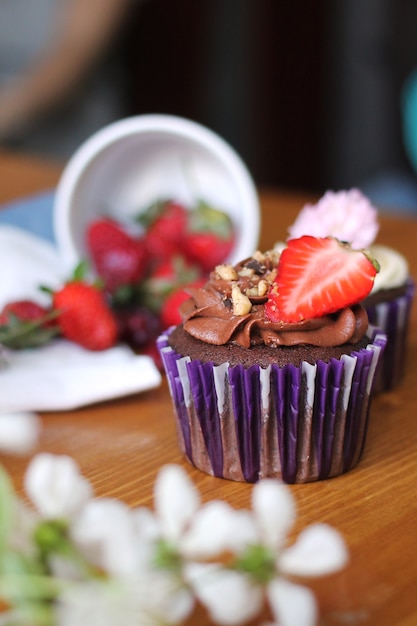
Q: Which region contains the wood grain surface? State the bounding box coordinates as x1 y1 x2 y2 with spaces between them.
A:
1 150 417 625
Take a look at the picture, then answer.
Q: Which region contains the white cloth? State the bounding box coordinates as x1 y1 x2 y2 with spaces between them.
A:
0 341 161 412
0 225 161 411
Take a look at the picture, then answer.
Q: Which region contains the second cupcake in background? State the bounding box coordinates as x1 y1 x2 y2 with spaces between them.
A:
288 189 414 392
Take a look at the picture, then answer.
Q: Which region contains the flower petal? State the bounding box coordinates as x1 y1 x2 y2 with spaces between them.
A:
0 411 40 455
252 480 296 549
181 501 257 558
154 465 200 542
24 453 92 519
279 523 348 577
71 498 137 576
267 578 317 626
184 562 263 625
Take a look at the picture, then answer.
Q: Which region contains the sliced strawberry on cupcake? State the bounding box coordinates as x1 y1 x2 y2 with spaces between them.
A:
265 235 379 323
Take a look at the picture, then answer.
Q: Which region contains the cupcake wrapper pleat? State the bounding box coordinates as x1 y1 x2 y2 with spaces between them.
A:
366 279 414 392
158 328 387 484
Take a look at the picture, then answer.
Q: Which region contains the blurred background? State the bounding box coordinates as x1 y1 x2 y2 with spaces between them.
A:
2 0 417 211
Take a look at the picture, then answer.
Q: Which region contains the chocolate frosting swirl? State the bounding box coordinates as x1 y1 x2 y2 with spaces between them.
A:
179 273 368 349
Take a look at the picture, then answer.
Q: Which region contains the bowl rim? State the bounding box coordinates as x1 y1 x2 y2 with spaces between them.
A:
53 114 261 268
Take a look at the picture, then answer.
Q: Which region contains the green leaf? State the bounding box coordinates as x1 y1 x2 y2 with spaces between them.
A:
0 314 60 350
188 201 234 239
0 467 15 551
134 199 169 228
72 260 89 282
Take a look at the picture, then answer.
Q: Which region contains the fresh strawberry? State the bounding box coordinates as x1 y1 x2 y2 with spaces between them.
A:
53 282 118 351
160 279 206 329
264 236 379 323
140 200 188 263
86 218 147 294
0 300 51 325
183 201 235 272
0 300 59 349
183 232 235 272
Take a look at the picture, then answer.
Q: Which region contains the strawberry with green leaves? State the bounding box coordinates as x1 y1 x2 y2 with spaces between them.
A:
139 200 188 263
0 300 59 349
86 218 148 295
183 201 235 272
264 235 379 323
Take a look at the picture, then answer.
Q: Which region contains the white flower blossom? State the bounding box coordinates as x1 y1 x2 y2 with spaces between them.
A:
279 523 349 577
0 411 40 455
184 562 263 625
70 498 143 577
55 573 193 626
154 464 257 560
24 453 93 519
288 188 379 249
265 578 317 626
154 464 201 542
182 479 348 626
0 460 349 626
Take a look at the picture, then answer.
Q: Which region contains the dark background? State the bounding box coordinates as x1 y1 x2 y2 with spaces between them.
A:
121 0 417 195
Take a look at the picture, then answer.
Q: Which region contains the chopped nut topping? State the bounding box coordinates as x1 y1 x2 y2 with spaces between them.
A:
264 249 281 266
252 250 265 263
245 259 264 275
238 267 255 278
215 264 238 281
257 279 269 297
231 284 252 315
265 269 278 283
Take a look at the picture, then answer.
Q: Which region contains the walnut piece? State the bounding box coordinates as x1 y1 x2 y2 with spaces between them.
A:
231 284 252 315
215 264 238 281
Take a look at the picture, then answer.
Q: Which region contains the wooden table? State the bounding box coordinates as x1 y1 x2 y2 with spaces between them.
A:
1 150 417 626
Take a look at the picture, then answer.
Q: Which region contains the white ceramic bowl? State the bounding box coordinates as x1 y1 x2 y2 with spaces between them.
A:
53 114 260 271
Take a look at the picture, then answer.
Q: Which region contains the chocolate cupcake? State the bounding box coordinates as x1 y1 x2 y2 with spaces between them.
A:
158 239 386 484
287 189 414 392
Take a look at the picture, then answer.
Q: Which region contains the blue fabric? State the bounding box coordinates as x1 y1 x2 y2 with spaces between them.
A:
0 190 56 243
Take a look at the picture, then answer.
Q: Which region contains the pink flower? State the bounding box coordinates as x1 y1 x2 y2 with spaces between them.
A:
288 189 379 249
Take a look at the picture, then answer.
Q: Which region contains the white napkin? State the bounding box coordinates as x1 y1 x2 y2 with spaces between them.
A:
0 225 161 411
0 225 64 308
0 341 161 412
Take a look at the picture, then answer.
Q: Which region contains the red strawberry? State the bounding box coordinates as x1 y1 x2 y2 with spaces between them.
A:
0 299 59 349
142 201 188 263
160 279 206 329
264 236 379 323
86 218 147 293
53 282 118 351
0 300 51 325
183 201 235 272
183 231 235 272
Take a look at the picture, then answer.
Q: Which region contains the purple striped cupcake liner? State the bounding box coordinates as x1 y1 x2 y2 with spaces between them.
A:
157 327 387 484
365 279 414 393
